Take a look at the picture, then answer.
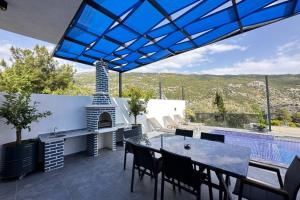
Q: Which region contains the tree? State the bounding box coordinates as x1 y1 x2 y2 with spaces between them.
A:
276 109 292 125
0 92 51 143
213 91 226 121
292 112 300 124
257 110 266 131
185 108 196 122
126 87 151 124
0 59 7 67
123 86 155 100
0 45 76 94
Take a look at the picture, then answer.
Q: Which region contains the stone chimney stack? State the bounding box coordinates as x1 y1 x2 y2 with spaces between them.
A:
86 61 116 131
93 61 112 105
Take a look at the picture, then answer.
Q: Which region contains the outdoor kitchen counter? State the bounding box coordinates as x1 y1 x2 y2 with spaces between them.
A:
38 124 132 172
38 123 132 143
39 129 92 143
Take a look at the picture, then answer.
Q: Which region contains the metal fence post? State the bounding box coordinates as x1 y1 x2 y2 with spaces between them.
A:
181 86 185 100
265 75 272 132
159 81 162 99
119 72 122 97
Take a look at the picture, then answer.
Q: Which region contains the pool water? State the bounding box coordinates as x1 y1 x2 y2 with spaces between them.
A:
213 130 300 166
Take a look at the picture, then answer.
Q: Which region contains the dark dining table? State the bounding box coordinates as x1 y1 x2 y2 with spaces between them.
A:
125 133 251 200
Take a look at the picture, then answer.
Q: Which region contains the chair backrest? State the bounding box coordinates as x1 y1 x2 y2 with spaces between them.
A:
131 143 155 171
283 156 300 200
175 129 193 138
160 148 198 187
201 132 225 143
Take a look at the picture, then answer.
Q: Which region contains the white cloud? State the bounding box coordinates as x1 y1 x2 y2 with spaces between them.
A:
277 40 300 56
0 41 13 65
201 40 300 75
201 53 300 75
133 43 247 73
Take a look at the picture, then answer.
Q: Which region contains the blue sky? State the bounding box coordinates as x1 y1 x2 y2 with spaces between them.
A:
1 14 300 74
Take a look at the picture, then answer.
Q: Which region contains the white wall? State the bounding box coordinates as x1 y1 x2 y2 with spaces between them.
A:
145 99 185 130
0 93 185 156
0 93 92 156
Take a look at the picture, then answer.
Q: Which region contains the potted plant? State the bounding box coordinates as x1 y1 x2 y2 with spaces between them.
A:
126 87 150 134
0 92 51 179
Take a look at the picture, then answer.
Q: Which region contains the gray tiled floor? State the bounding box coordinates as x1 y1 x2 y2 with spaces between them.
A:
0 147 296 200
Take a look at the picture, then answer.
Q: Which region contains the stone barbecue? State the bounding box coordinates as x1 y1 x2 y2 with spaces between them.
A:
86 61 117 156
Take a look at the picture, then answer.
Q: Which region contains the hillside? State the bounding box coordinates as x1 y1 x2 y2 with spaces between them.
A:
75 72 300 114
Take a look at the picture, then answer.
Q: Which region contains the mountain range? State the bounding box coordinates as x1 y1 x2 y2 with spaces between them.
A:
75 72 300 114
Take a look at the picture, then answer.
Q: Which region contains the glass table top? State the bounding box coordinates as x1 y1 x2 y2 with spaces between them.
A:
126 134 251 178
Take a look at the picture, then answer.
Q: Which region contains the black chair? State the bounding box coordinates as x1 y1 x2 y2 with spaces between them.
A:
201 132 227 200
130 143 162 200
160 148 205 200
175 128 193 137
234 156 300 200
123 125 142 170
201 132 225 143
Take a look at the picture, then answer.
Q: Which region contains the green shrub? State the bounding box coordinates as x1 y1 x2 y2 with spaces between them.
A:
271 119 282 126
185 108 196 122
288 122 296 127
275 109 292 125
203 118 224 127
226 113 249 128
292 112 300 123
295 123 300 128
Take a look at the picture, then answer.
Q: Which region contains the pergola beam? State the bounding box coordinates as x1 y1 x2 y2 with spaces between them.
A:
290 0 298 15
85 0 176 56
148 0 198 48
231 0 243 33
65 21 156 64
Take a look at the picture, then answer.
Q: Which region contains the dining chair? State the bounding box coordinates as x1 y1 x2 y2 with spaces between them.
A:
201 132 227 200
130 143 162 200
201 132 225 143
175 128 193 137
160 148 206 200
123 125 142 170
234 156 300 200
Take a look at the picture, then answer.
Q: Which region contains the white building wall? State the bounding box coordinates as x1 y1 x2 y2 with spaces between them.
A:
145 99 185 130
0 93 185 157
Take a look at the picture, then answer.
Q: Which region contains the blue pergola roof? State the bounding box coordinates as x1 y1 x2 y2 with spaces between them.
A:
53 0 300 72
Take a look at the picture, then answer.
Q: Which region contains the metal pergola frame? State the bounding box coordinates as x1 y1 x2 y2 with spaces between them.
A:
53 0 299 73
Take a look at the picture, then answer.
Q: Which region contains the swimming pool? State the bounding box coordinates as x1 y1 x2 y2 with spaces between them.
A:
213 130 300 166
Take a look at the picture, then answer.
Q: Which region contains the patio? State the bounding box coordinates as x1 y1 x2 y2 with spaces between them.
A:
1 0 300 200
0 145 292 200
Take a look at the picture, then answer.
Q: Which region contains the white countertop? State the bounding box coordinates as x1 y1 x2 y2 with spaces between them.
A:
39 123 132 143
39 129 93 143
94 127 117 133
